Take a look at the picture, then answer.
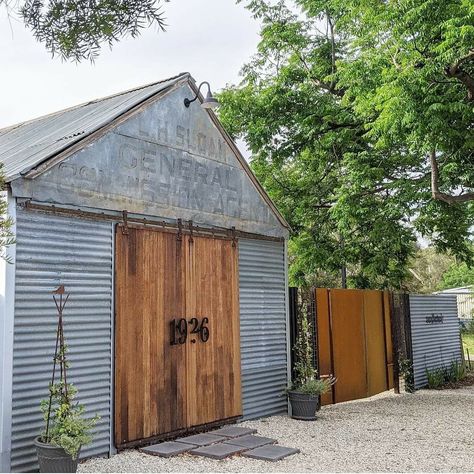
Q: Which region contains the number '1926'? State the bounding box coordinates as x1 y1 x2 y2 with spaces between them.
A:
170 317 210 345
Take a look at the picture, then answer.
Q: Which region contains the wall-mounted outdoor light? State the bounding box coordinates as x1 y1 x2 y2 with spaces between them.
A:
184 81 219 109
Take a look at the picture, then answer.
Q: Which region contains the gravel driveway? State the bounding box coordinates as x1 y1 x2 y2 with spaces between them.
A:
80 385 474 472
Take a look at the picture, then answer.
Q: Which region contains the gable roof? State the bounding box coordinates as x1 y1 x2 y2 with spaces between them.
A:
0 73 289 230
0 73 189 182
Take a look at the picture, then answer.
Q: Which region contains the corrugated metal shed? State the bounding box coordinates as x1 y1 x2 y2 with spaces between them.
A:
11 209 113 472
0 74 188 181
409 294 462 389
238 239 288 419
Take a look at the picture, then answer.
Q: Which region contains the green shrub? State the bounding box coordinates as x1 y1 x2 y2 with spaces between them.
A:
288 377 336 396
40 383 99 459
40 326 99 459
425 360 466 389
399 358 415 393
445 360 466 383
289 305 336 395
426 367 446 389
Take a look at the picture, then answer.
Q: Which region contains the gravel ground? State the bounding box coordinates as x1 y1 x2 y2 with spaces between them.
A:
80 385 474 472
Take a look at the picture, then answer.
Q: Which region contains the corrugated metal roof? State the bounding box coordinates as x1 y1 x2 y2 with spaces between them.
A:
0 73 189 181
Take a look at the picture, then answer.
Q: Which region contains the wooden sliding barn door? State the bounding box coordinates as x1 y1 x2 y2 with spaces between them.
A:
186 235 242 427
114 226 241 447
114 227 187 446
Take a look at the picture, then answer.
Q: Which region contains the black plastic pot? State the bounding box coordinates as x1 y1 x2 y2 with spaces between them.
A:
288 390 321 420
34 436 80 473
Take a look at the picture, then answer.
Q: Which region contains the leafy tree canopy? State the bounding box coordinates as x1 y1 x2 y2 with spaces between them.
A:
404 247 455 293
440 260 474 289
3 0 168 61
219 0 474 288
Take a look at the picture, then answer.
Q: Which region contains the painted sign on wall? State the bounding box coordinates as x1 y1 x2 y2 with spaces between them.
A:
11 85 286 237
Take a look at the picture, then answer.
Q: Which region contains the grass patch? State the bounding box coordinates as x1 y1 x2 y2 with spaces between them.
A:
462 332 474 356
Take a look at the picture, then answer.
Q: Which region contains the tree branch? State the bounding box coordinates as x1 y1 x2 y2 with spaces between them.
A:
445 49 474 101
298 54 345 97
429 150 474 204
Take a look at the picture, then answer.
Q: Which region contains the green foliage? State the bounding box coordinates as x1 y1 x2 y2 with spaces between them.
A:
40 383 98 459
462 331 474 355
220 0 474 288
399 357 415 393
4 0 168 61
447 360 466 383
290 306 336 395
425 366 446 389
293 309 316 388
40 326 98 458
289 378 334 396
440 262 474 289
0 165 15 263
403 247 454 293
425 360 466 389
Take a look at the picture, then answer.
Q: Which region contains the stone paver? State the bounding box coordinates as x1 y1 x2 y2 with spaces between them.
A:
175 433 227 447
224 434 276 449
242 445 300 462
189 443 246 460
140 441 196 457
211 426 257 438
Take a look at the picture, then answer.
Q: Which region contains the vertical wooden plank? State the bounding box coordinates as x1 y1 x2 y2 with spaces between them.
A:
330 289 366 403
315 288 333 405
383 290 394 389
114 227 187 446
363 290 388 396
186 236 242 428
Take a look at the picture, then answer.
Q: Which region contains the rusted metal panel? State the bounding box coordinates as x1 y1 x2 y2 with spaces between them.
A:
315 288 334 406
315 288 393 404
330 289 367 403
363 290 388 396
10 85 288 238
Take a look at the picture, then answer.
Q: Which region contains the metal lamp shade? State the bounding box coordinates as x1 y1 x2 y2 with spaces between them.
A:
201 91 219 109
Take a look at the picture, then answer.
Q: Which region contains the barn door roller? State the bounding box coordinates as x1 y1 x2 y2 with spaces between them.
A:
122 210 129 235
188 220 194 243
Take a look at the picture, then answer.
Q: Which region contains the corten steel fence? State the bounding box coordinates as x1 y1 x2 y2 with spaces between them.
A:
289 288 465 400
315 288 394 404
289 288 417 404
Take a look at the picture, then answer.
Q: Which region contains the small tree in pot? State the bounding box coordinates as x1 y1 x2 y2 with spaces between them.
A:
34 286 98 473
287 309 335 420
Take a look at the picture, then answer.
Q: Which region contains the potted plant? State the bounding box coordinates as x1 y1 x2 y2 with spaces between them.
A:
287 309 336 420
34 287 98 473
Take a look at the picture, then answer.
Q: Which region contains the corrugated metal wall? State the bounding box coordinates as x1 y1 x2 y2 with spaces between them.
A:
409 294 461 389
238 239 288 419
11 209 113 472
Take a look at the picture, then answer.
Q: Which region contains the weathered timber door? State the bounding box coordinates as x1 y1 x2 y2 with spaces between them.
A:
114 226 241 447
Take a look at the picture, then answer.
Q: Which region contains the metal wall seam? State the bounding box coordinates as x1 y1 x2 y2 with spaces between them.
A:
409 294 461 389
11 208 113 472
238 239 287 419
108 222 117 457
0 191 17 473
